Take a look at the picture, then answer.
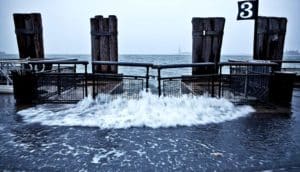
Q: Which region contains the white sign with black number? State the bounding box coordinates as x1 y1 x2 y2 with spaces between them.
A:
237 0 258 20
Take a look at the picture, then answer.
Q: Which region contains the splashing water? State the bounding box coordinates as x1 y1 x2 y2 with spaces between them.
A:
17 91 255 129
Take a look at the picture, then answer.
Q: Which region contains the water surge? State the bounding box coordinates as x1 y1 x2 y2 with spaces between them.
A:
18 91 255 129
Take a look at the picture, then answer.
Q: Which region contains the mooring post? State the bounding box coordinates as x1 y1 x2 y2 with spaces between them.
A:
253 16 287 70
253 16 291 104
192 17 225 75
90 15 118 73
12 13 44 104
13 13 44 59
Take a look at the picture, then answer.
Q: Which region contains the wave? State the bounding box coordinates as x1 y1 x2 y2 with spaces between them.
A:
17 91 255 129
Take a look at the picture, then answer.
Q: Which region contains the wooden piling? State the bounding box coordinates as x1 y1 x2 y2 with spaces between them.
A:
253 16 287 69
90 15 118 73
13 13 44 59
192 17 225 75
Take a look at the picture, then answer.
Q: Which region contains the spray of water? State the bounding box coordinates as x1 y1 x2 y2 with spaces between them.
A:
17 91 255 129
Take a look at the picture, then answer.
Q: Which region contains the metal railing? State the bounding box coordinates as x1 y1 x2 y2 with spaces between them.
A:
11 58 300 104
272 60 300 74
153 63 216 96
0 59 23 85
13 60 89 104
219 61 278 102
92 61 153 99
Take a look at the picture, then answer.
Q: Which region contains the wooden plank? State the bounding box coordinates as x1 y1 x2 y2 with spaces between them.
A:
202 19 212 63
192 18 204 74
32 13 44 58
109 15 118 73
99 16 109 72
211 18 225 73
13 14 27 59
90 17 100 72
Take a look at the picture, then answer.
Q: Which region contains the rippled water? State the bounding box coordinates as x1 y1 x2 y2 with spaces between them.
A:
1 55 300 171
1 90 300 171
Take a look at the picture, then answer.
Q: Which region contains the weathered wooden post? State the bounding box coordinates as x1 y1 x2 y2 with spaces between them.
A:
253 16 287 69
13 13 44 59
90 15 118 73
12 13 44 104
192 17 225 74
253 16 295 105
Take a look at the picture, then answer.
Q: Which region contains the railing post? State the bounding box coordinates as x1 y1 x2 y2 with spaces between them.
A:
85 64 88 97
57 63 61 95
211 74 215 97
218 64 222 98
146 66 150 92
158 67 161 96
245 65 249 98
92 63 96 99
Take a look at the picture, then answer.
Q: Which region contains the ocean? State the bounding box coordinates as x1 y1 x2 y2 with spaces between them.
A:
0 54 300 171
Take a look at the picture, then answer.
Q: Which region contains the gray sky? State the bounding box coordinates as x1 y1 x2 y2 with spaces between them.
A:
0 0 299 55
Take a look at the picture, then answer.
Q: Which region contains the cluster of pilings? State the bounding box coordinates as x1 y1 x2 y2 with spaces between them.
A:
13 13 288 69
11 13 298 106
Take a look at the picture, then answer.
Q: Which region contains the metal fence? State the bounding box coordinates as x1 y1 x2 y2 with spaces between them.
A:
154 63 217 97
219 61 277 103
11 59 300 104
0 59 23 85
92 61 152 100
34 73 87 103
16 60 88 104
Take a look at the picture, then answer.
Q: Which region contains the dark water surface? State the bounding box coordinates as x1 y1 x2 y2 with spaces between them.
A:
1 54 300 171
0 89 300 171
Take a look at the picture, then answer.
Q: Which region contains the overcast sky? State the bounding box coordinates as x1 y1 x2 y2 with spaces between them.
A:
0 0 299 55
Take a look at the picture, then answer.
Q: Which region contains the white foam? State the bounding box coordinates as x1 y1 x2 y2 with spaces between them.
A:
17 91 255 129
91 149 126 164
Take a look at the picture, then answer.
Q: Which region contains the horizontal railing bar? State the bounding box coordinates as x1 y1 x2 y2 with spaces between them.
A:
219 61 278 66
153 62 215 69
92 61 153 67
27 58 78 61
27 60 88 65
93 74 148 79
222 74 272 77
160 74 219 80
1 58 78 63
271 60 300 64
227 59 300 64
34 73 87 76
159 73 271 80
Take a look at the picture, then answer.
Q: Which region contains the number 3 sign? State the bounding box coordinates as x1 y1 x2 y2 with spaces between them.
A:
237 0 258 20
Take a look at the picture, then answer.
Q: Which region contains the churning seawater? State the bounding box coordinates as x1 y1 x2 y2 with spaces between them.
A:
1 54 300 171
